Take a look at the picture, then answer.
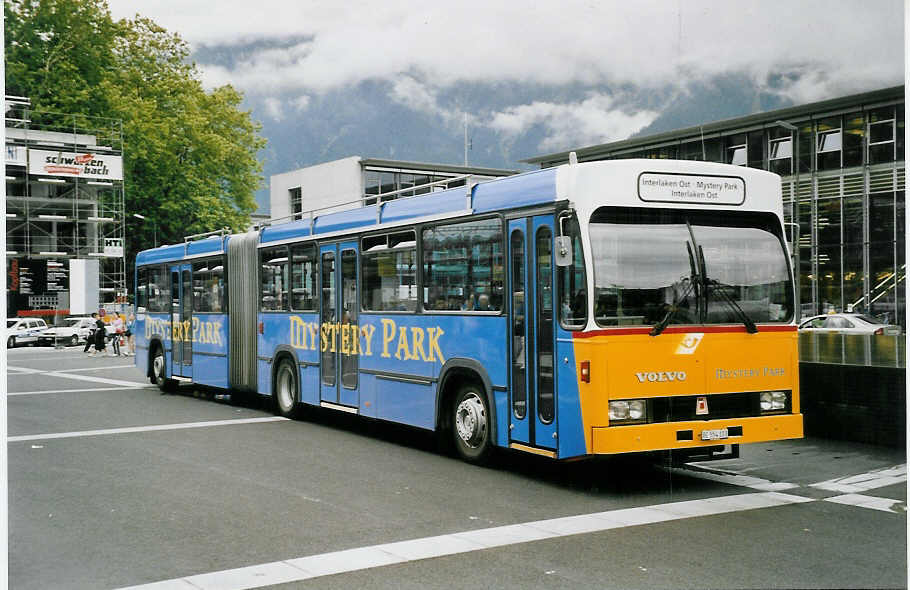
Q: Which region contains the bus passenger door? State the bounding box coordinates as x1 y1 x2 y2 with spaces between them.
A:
507 216 557 450
319 241 360 409
169 263 193 379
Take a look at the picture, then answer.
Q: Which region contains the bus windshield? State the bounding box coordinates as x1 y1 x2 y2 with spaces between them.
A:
589 207 794 328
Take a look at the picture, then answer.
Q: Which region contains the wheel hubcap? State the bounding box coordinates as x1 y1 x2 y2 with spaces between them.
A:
455 393 486 448
153 354 164 379
278 367 294 410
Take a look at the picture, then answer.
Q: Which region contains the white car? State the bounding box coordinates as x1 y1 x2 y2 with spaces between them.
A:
37 316 96 347
6 318 49 348
798 313 902 336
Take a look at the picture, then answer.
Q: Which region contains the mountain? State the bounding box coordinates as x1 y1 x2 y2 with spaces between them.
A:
191 43 797 214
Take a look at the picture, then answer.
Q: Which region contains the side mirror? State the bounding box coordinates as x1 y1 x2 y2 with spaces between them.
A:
554 236 572 267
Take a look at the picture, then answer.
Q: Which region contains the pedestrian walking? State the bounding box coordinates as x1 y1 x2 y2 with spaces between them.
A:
125 312 136 356
110 313 124 356
89 312 107 356
84 312 99 353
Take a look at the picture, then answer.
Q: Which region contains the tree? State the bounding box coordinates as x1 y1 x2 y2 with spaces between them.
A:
5 0 266 271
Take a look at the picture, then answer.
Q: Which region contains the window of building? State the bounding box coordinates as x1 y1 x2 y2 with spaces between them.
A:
192 257 226 313
290 243 318 311
868 107 896 164
289 187 302 220
896 105 904 161
680 141 704 161
816 118 842 171
363 170 398 206
422 218 503 312
843 112 864 167
364 171 381 206
769 137 793 175
362 230 417 312
798 122 813 173
260 245 288 311
747 132 764 169
726 134 747 166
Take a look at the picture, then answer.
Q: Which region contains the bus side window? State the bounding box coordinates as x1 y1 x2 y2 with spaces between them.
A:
291 243 317 312
260 246 288 311
136 267 148 313
557 213 587 329
421 218 503 312
193 260 211 313
210 259 225 312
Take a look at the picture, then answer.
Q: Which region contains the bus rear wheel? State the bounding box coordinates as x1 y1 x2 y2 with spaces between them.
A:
452 384 492 464
274 358 300 419
152 348 176 393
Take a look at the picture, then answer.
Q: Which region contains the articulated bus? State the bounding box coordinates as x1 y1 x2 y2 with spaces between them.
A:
134 159 803 463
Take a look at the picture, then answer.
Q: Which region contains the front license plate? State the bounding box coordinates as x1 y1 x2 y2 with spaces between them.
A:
700 428 728 441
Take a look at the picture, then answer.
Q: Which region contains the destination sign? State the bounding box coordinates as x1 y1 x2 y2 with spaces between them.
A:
638 172 745 206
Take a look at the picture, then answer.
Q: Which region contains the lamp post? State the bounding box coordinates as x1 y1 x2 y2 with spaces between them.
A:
132 213 156 248
775 120 803 317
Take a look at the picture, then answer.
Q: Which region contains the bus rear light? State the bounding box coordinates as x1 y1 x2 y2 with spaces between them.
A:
258 321 264 335
580 360 590 383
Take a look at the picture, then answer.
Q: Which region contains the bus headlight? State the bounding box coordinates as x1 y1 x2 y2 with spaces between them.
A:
609 399 648 424
760 391 789 413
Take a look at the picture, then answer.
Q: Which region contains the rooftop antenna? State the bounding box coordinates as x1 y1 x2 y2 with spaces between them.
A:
463 113 468 166
700 125 706 160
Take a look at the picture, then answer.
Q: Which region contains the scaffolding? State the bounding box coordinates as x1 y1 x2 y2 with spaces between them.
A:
5 97 126 311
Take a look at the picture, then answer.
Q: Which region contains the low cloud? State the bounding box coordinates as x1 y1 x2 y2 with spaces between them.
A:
111 0 902 106
261 97 284 121
489 94 659 152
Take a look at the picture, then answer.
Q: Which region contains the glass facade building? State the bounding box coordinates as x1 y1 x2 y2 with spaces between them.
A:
526 86 905 328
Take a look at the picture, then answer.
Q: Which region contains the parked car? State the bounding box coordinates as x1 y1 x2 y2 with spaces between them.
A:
37 316 96 347
6 318 49 348
798 313 902 335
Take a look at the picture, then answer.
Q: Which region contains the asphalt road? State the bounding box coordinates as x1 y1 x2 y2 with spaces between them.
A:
7 344 907 589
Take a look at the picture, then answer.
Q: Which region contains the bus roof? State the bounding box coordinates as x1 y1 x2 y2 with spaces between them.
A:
136 160 782 265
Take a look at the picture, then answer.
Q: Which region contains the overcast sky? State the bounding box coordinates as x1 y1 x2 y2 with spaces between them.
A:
107 0 905 150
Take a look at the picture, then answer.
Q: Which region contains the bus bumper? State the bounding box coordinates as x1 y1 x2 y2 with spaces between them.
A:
591 413 803 455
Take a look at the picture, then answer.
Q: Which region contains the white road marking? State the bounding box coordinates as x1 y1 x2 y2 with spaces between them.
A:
47 364 137 372
22 371 144 388
9 386 153 396
115 491 812 590
810 464 907 493
7 366 42 375
670 465 799 491
824 493 906 513
7 417 289 442
8 364 145 387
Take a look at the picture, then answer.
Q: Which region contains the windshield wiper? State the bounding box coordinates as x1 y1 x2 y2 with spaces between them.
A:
649 276 696 336
698 245 758 334
650 241 699 337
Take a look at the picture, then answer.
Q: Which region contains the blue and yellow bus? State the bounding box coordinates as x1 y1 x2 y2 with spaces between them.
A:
134 159 803 463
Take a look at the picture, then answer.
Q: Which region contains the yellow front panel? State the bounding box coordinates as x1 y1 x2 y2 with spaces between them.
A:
573 328 801 454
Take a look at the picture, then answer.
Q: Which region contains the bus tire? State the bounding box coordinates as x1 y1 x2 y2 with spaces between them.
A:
152 348 176 393
452 383 492 464
274 358 300 419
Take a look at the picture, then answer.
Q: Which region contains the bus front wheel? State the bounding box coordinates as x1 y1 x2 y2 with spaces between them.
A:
274 358 300 419
452 384 492 464
152 348 176 393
